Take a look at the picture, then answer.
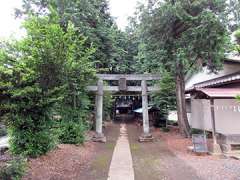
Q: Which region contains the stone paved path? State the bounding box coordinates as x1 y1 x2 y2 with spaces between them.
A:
76 122 119 180
107 123 135 180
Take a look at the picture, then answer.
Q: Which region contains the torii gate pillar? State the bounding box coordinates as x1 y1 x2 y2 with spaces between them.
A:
92 79 106 142
88 74 160 143
139 80 153 142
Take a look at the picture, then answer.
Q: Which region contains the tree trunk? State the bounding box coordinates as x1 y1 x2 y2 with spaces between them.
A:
175 63 191 137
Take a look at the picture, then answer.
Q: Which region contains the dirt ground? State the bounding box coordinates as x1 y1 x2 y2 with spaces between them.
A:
23 122 119 180
128 124 240 180
2 121 240 180
128 124 201 180
157 127 240 180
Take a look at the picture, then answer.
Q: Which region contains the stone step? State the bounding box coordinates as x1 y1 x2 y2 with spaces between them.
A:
224 153 240 160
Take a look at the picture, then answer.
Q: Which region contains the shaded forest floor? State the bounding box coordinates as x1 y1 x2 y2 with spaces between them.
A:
129 125 240 180
13 121 240 180
23 122 119 180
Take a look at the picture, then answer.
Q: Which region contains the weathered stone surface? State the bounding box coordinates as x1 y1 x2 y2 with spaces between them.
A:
92 133 106 143
220 143 231 153
218 134 240 153
119 78 127 91
96 74 161 81
208 143 222 155
90 74 156 141
96 79 104 136
86 85 160 92
141 80 150 135
108 124 134 180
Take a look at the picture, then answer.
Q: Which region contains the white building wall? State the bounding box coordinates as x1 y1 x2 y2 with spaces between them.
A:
191 98 240 135
215 99 240 134
191 99 212 131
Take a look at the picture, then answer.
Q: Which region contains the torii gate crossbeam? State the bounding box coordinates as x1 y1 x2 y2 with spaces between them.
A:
87 74 161 142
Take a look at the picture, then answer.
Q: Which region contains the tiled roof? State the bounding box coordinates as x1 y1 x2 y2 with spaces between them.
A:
186 71 240 91
225 55 240 63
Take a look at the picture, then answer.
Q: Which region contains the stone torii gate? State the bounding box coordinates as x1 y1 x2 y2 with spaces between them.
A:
87 74 161 142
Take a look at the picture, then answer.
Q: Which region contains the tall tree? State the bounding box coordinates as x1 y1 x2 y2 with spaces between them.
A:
132 0 229 136
16 0 131 74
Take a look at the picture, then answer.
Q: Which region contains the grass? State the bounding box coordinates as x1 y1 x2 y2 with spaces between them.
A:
93 154 109 169
106 142 115 150
130 143 140 152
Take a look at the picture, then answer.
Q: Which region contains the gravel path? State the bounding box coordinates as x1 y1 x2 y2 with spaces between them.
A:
177 155 240 180
127 123 240 180
159 127 240 180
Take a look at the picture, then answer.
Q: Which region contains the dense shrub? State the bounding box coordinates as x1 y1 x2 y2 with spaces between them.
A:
234 29 240 54
103 93 114 121
237 96 240 101
190 128 203 135
0 14 95 157
234 29 240 43
8 115 58 157
0 19 66 157
58 109 89 144
152 71 176 127
153 113 167 128
59 120 87 144
0 157 26 180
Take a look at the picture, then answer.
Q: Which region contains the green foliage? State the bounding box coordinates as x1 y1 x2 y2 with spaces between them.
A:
133 0 229 74
152 71 176 111
16 0 132 74
161 127 170 132
190 128 203 135
103 93 114 121
0 38 60 157
8 115 58 157
0 13 95 157
128 0 229 135
237 95 240 101
109 30 137 73
0 156 27 180
234 29 240 40
58 109 88 144
234 29 240 54
59 121 86 144
151 71 176 127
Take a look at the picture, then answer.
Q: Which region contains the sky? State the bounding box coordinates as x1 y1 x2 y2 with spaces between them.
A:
0 0 23 39
0 0 141 39
109 0 141 30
